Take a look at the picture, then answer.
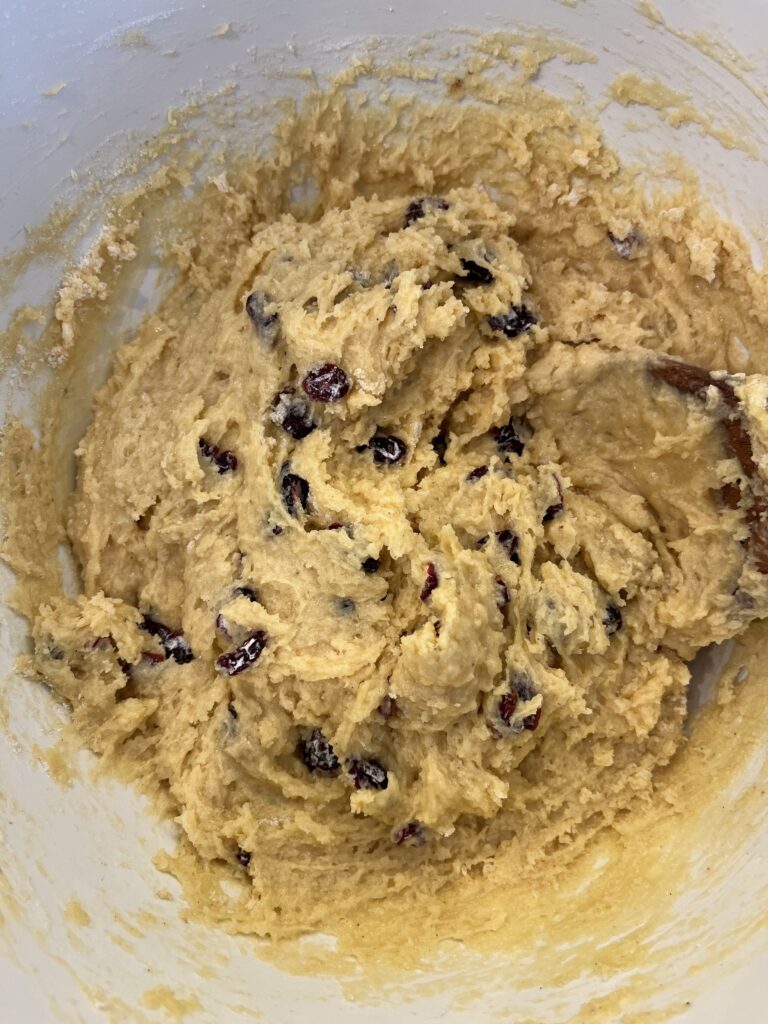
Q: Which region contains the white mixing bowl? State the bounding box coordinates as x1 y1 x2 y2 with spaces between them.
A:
2 1 767 1021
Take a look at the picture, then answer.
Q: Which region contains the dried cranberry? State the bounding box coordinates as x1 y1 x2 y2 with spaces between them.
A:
199 438 238 474
543 476 564 522
404 196 449 227
495 576 510 608
141 616 194 664
467 465 488 482
420 562 439 601
496 530 520 565
392 821 427 847
245 291 280 345
302 364 351 403
346 758 388 791
300 729 340 774
271 388 316 439
141 650 166 665
280 464 310 516
603 603 623 636
362 557 380 573
498 691 519 724
378 696 398 720
459 258 494 285
369 435 407 465
487 304 538 339
523 707 542 731
492 417 528 456
236 847 251 867
216 631 267 676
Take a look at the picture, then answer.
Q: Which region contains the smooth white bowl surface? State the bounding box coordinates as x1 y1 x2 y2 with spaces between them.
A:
2 2 768 1022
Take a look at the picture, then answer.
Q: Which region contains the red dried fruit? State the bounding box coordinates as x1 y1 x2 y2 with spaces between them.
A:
431 433 448 465
245 291 280 345
719 482 742 510
302 364 351 403
141 650 166 665
487 304 538 339
746 497 768 573
543 475 564 522
236 847 251 867
362 557 380 573
141 616 194 664
234 586 259 602
216 631 268 676
300 729 340 774
498 691 518 724
459 258 494 285
346 758 388 791
523 707 542 731
492 417 529 456
649 360 738 408
404 196 449 227
199 438 238 474
420 562 439 601
496 530 520 565
280 464 310 516
271 388 316 440
392 821 428 847
368 435 407 465
724 416 757 476
603 603 622 636
467 466 488 482
378 695 398 720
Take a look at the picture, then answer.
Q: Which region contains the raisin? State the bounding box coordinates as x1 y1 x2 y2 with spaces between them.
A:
228 701 239 720
495 576 510 608
199 438 238 474
492 417 528 456
346 758 388 791
280 464 310 516
216 631 268 676
603 603 623 636
724 415 758 476
608 227 643 260
271 388 316 440
496 530 520 564
141 650 166 665
467 465 488 482
236 847 251 867
404 196 449 227
245 291 280 345
747 496 768 573
432 432 448 465
392 822 427 847
476 535 489 550
378 696 398 720
487 304 538 339
459 258 494 285
420 562 439 601
543 475 564 522
369 435 407 465
362 557 380 573
141 616 194 664
300 729 340 774
302 364 351 403
234 586 259 602
498 691 518 724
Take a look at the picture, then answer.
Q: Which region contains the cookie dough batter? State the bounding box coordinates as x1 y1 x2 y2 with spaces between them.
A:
22 91 768 943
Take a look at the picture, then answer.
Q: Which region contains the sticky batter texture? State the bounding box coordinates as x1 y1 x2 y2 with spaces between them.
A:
14 64 768 947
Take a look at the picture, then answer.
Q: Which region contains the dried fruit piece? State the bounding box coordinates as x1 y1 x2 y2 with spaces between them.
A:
719 482 742 510
236 847 252 867
746 497 768 573
392 821 428 847
404 196 449 227
302 364 351 403
459 258 494 285
300 729 340 774
234 586 259 602
346 758 388 791
649 359 738 408
603 603 623 636
199 438 238 474
495 576 510 609
280 464 310 516
543 475 564 522
271 388 316 440
431 432 448 465
492 417 528 457
487 304 538 339
496 530 520 565
498 691 518 724
466 465 488 482
420 562 439 601
227 701 238 720
523 707 542 731
216 631 268 676
369 435 407 465
378 695 398 720
245 291 280 345
362 557 380 573
141 616 194 664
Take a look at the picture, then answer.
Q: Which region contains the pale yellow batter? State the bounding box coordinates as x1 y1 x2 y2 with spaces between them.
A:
10 62 768 949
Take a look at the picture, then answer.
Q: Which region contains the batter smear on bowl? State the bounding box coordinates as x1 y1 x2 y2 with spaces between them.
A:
11 61 768 950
